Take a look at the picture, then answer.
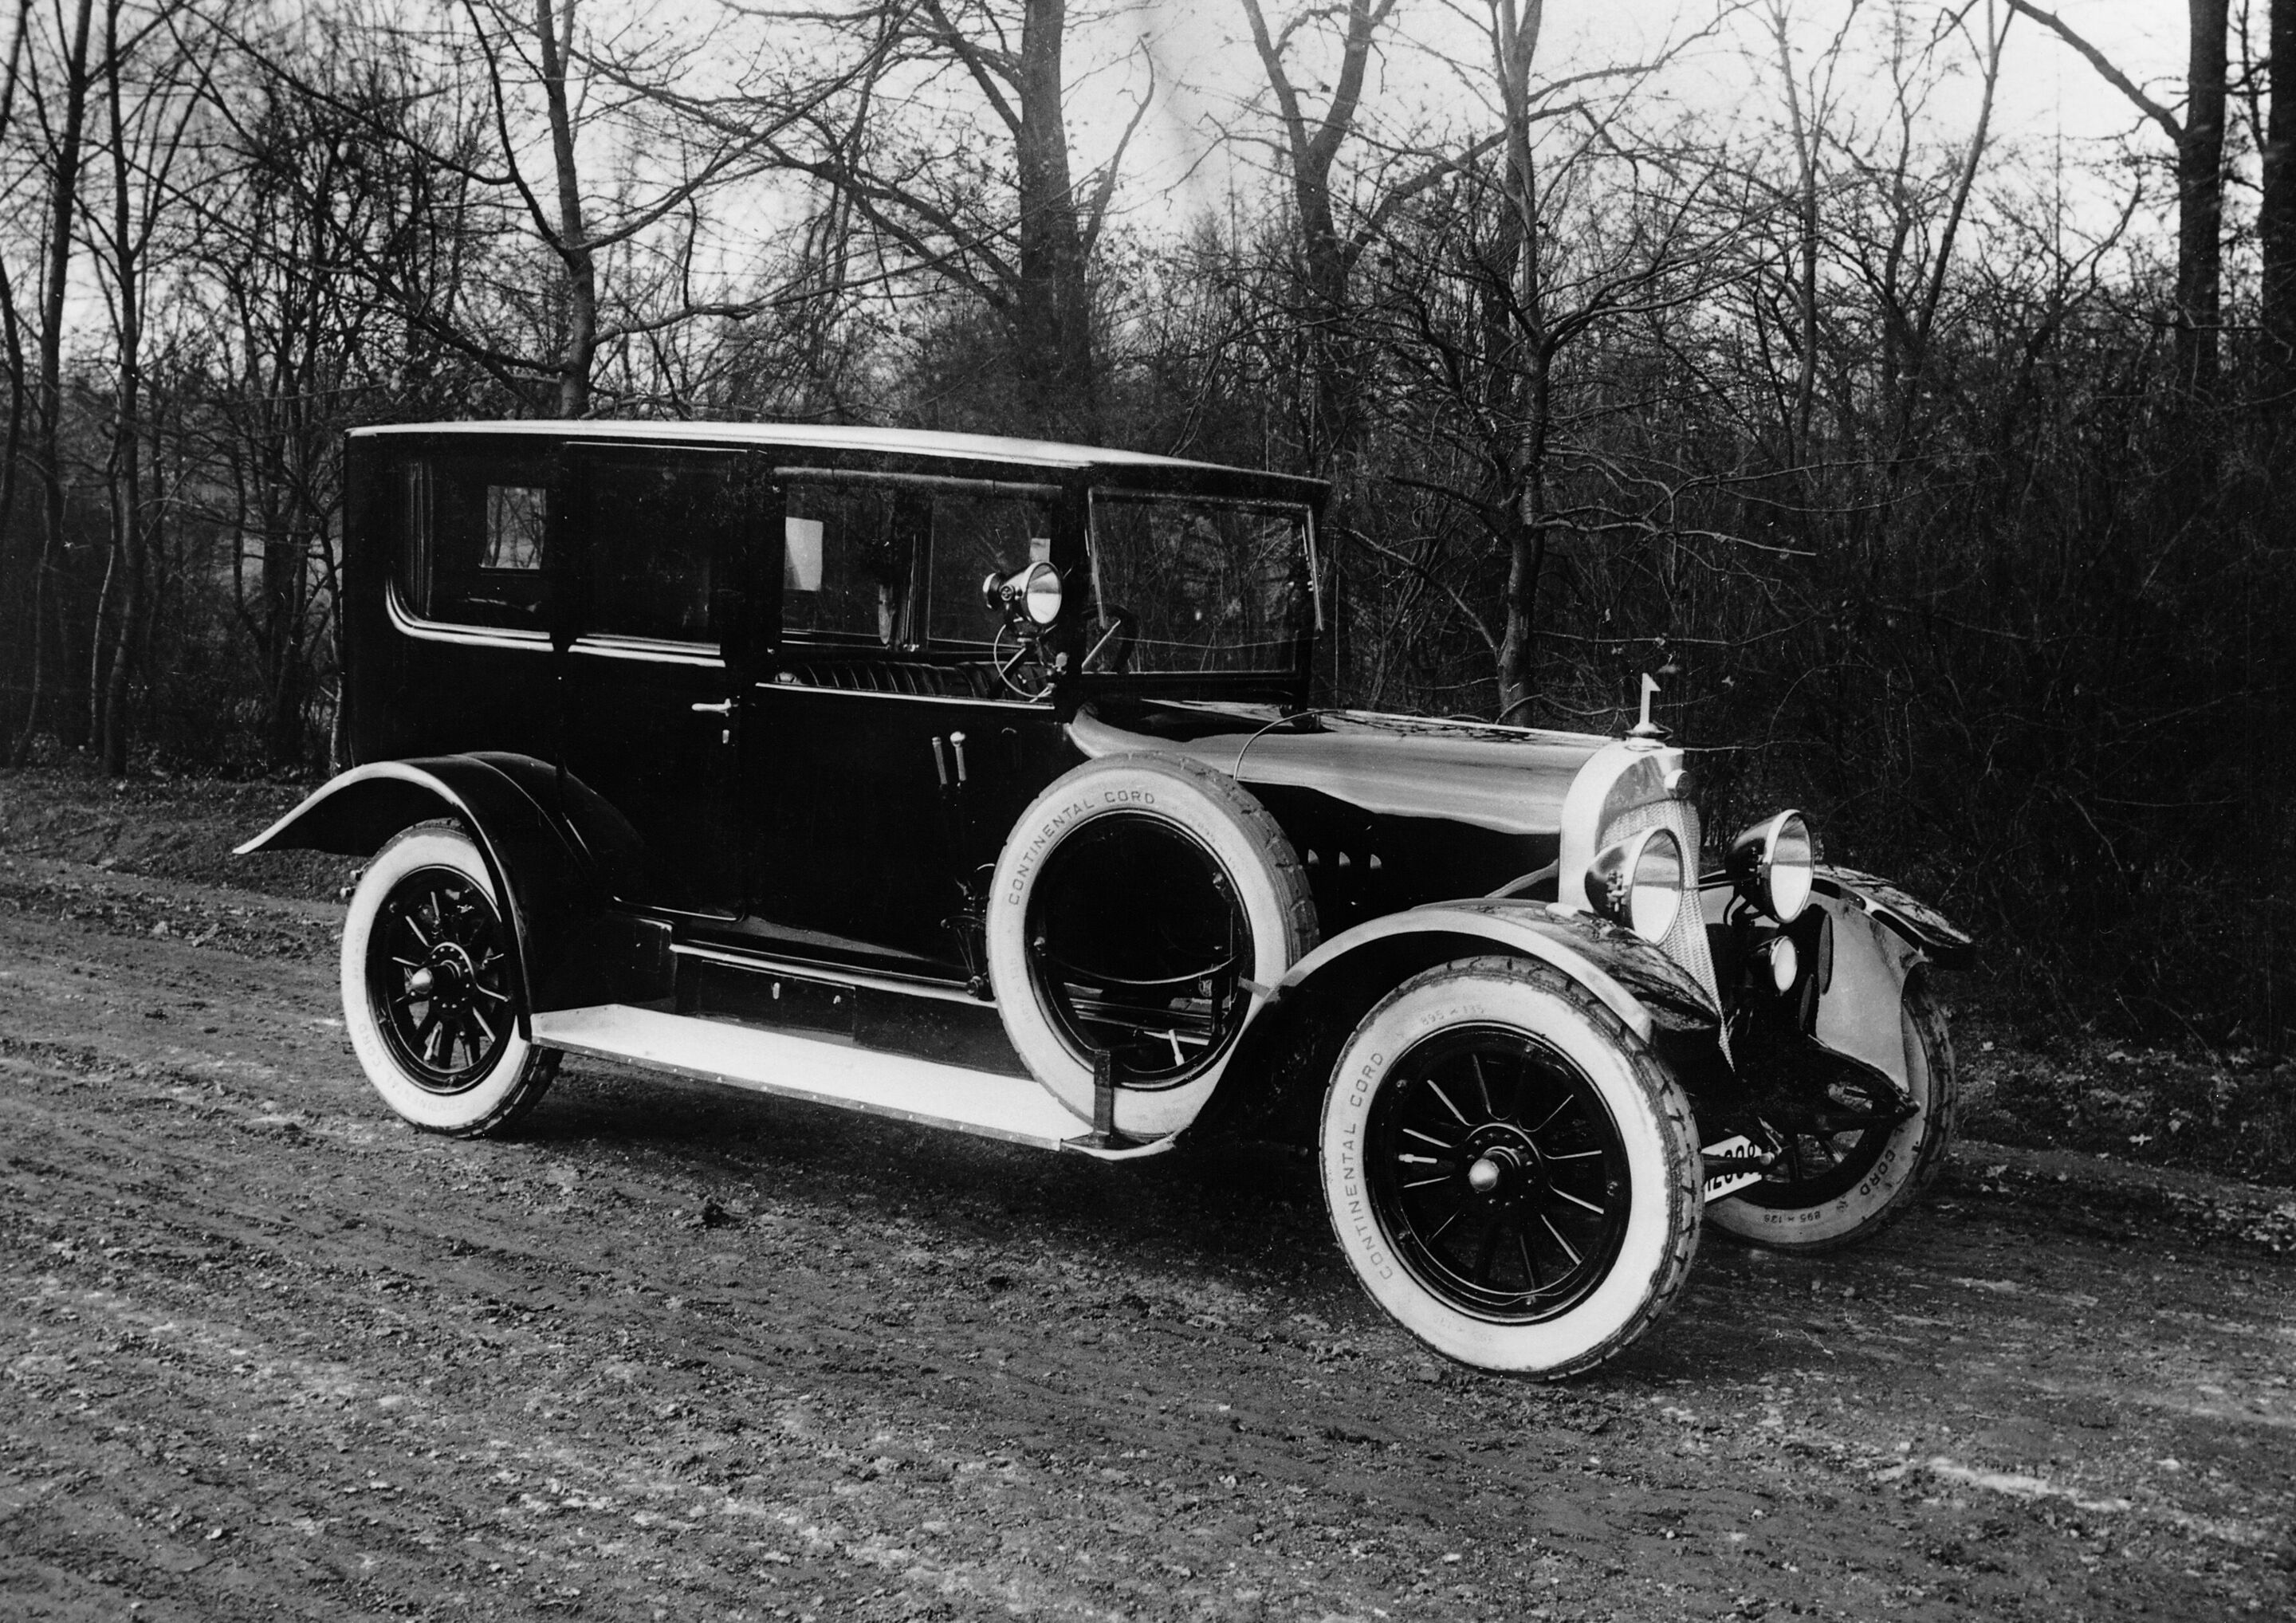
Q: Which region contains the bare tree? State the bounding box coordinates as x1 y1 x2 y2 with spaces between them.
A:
763 0 1154 438
191 18 499 766
1873 0 2013 455
0 0 39 757
83 0 212 774
2263 0 2294 385
2009 0 2231 400
10 0 94 765
1351 2 1742 723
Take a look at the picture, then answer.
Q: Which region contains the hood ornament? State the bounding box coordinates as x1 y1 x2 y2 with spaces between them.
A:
1628 671 1672 745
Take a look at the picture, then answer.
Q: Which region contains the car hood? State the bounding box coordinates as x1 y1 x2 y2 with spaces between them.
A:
1067 700 1612 839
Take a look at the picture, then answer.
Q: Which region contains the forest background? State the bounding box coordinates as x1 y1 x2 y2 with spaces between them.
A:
0 0 2287 1059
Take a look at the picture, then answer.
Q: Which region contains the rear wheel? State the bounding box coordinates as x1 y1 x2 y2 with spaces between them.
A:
1320 957 1701 1377
341 820 556 1137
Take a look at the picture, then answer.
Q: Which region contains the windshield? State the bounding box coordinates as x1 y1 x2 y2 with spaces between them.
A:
1087 493 1311 674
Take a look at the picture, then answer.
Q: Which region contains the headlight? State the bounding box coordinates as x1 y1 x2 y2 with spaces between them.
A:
1728 809 1816 922
1586 826 1683 945
983 562 1064 627
1759 934 1799 992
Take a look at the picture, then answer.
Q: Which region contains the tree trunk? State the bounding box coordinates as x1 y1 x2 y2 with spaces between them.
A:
2262 0 2295 387
1011 0 1095 440
1237 0 1387 474
1767 0 1820 468
12 0 96 767
0 0 34 757
261 515 309 769
1491 0 1547 722
2176 0 2229 400
534 0 596 417
97 0 143 776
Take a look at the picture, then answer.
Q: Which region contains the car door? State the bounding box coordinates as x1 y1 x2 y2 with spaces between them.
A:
557 443 769 918
378 439 561 764
737 472 1075 976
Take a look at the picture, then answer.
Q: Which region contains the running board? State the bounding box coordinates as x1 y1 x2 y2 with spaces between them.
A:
529 1004 1177 1161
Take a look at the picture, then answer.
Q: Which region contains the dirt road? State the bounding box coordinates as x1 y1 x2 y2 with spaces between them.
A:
2 851 2291 1622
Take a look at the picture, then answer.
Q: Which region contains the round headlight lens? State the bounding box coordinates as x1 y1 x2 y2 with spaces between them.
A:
1022 562 1063 626
1728 809 1817 923
1763 934 1799 992
1586 826 1684 945
985 563 1066 627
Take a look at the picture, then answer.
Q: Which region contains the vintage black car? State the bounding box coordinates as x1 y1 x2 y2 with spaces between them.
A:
242 422 1972 1377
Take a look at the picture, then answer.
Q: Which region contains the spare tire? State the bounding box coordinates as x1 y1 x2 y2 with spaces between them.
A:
987 753 1319 1138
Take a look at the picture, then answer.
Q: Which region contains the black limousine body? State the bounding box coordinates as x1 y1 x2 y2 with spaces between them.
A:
242 422 1972 1377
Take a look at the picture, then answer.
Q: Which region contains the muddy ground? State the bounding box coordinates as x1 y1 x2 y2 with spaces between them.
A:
2 774 2293 1622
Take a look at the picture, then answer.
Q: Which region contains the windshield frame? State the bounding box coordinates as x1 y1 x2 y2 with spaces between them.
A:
1083 487 1320 687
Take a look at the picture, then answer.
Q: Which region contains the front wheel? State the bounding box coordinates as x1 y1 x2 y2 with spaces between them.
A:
1705 973 1956 1252
340 819 557 1137
1319 957 1702 1377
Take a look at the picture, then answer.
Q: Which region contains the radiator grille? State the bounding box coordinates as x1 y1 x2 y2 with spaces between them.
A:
1602 796 1722 1014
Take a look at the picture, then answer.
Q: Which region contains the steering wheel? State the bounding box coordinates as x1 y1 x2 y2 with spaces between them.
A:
991 622 1053 698
1083 606 1136 674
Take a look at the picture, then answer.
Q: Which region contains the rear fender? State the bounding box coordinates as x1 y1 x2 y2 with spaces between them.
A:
236 754 653 1026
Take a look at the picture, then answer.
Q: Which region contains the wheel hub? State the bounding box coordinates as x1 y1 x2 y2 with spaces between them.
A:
1362 1024 1632 1326
1463 1126 1543 1200
368 869 511 1094
411 944 476 1005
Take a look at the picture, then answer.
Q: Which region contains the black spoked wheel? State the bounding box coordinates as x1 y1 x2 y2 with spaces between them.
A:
1737 1068 1909 1208
1024 814 1253 1088
1367 1026 1633 1323
364 864 516 1094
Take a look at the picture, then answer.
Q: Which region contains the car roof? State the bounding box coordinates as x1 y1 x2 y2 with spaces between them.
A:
353 420 1327 497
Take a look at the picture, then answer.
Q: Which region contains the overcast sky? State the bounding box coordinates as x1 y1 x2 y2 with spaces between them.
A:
1099 0 2225 239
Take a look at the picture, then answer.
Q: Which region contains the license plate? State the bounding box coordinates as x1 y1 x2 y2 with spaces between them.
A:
1700 1135 1766 1203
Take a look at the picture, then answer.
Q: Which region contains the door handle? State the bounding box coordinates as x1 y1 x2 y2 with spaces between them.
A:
690 700 734 716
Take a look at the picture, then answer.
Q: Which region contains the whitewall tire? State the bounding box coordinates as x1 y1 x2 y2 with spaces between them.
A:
1320 957 1701 1377
341 819 557 1137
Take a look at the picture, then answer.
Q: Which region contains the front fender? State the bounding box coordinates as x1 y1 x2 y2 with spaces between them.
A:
1197 900 1723 1146
237 755 651 1023
1812 866 1973 969
1699 867 1964 1095
1276 900 1721 1043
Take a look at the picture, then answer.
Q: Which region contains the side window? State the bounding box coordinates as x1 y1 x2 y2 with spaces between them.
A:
925 493 1055 646
584 457 738 643
399 455 551 631
783 482 920 646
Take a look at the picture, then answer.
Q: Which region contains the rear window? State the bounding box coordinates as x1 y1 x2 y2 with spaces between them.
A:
399 456 551 631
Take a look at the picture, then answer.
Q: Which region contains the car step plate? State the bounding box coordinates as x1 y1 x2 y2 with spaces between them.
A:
1700 1135 1767 1203
530 1004 1173 1160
